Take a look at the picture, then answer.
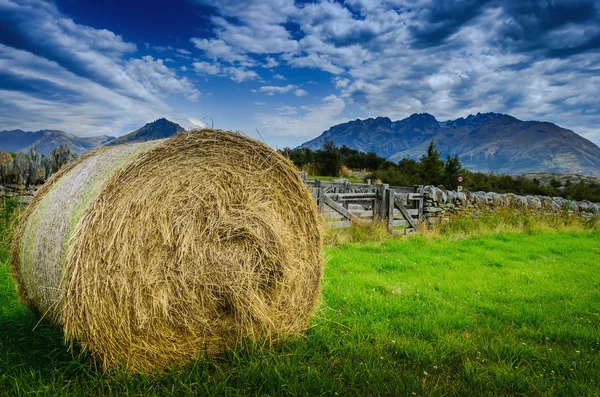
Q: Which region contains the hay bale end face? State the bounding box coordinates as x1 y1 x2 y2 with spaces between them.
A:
10 129 323 372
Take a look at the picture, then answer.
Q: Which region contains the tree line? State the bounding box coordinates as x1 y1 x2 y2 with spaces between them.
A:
279 140 600 202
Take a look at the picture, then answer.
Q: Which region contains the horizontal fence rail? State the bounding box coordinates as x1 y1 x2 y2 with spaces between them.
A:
304 178 424 234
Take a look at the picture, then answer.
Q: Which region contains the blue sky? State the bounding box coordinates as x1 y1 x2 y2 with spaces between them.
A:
1 0 599 148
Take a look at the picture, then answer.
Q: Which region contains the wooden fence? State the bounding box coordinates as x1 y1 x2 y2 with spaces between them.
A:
304 177 424 234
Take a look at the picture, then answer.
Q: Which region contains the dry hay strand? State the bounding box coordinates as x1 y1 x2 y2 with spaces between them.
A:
10 129 323 372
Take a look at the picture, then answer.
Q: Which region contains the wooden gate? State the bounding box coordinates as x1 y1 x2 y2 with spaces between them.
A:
307 180 423 234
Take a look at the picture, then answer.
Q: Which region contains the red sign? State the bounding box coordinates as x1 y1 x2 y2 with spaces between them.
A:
457 176 464 183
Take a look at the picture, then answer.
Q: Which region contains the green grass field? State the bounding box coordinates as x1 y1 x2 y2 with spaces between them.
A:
1 199 599 396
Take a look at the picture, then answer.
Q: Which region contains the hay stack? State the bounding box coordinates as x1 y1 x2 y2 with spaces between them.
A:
10 129 322 372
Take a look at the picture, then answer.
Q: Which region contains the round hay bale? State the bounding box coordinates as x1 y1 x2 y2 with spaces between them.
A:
10 129 322 372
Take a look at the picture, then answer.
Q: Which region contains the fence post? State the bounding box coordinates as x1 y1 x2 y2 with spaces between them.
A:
375 184 389 220
386 188 394 233
373 185 379 219
314 180 324 213
343 181 350 210
317 187 325 213
415 185 424 223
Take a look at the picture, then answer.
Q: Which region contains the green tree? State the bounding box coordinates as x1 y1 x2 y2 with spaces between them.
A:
419 139 445 185
372 157 421 186
443 153 462 188
315 139 342 177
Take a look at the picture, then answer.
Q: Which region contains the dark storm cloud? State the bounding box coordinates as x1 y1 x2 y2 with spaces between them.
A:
329 25 379 47
410 0 494 48
409 0 600 58
496 0 599 58
502 0 598 36
0 70 84 103
545 35 600 58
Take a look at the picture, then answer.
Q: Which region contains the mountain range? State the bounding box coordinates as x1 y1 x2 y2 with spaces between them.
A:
0 119 184 156
300 113 600 177
0 129 114 156
2 114 599 177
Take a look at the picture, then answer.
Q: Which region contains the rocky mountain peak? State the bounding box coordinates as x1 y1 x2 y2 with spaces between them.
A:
105 118 185 146
396 113 440 131
299 112 600 177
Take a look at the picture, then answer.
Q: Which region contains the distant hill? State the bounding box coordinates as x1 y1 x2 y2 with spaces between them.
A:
105 118 185 146
0 129 114 156
300 113 600 177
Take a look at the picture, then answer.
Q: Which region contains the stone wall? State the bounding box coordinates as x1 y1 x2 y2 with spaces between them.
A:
0 184 37 205
0 145 76 186
421 185 600 223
